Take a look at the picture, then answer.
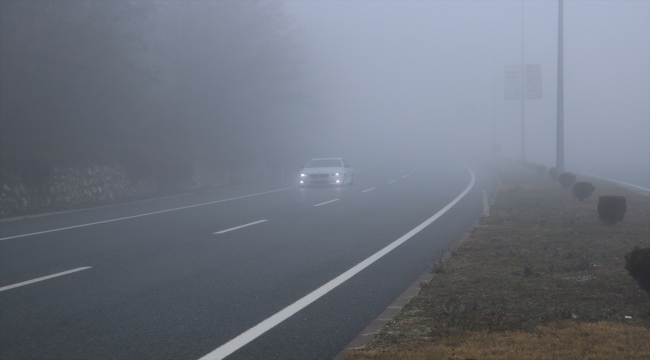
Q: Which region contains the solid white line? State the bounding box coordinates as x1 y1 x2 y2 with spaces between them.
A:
0 267 92 292
214 220 268 234
198 165 476 360
576 172 650 193
388 180 397 184
361 188 376 193
313 199 339 207
0 186 297 241
610 181 649 192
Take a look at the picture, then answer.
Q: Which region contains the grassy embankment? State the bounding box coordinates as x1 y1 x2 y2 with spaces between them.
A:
348 164 650 360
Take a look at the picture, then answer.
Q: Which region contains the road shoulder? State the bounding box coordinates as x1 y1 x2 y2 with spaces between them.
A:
343 164 650 359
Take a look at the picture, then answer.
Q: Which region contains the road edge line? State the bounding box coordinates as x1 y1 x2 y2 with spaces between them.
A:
574 171 650 196
197 165 476 360
333 169 499 359
1 186 296 241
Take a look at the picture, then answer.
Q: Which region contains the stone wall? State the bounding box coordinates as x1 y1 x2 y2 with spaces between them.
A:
0 164 158 217
0 161 268 217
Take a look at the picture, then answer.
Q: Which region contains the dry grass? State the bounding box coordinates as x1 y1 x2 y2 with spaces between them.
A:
349 322 650 360
347 164 650 359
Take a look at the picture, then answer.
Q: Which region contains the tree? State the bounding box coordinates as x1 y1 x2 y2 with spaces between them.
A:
1 1 154 163
155 1 304 166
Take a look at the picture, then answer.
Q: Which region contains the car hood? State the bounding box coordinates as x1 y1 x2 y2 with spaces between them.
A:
301 167 344 174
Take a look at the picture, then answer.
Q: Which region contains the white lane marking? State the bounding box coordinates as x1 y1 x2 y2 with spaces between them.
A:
0 186 297 241
198 165 476 360
401 175 408 178
313 199 339 207
0 180 271 224
0 267 92 292
361 188 376 193
388 180 397 184
576 172 650 194
214 220 268 234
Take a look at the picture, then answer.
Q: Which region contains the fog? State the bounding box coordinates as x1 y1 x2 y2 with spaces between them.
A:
285 0 650 186
1 0 648 188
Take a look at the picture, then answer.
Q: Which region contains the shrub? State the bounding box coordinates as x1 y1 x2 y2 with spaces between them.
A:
548 167 557 181
431 261 445 274
572 181 595 202
536 164 547 176
624 246 650 298
597 196 626 224
528 163 537 172
558 172 577 188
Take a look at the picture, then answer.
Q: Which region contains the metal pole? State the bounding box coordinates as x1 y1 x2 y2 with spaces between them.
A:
483 189 490 217
556 0 565 173
492 46 498 161
520 0 526 161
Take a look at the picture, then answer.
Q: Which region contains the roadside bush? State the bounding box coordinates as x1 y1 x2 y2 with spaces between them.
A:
431 261 445 274
536 164 547 176
624 246 650 300
572 181 595 202
548 167 557 181
528 163 537 172
597 196 626 224
558 172 577 188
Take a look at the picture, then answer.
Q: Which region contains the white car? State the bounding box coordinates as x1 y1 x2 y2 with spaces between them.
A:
299 158 354 186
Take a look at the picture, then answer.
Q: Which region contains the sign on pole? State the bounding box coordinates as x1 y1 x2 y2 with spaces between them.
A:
526 64 542 99
504 65 521 100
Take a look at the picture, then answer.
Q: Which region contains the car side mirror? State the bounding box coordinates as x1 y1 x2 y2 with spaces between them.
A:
345 164 351 168
299 165 304 169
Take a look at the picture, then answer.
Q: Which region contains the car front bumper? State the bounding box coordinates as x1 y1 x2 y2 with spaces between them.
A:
299 176 344 186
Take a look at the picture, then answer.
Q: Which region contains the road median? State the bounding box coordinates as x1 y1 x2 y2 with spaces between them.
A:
346 163 650 360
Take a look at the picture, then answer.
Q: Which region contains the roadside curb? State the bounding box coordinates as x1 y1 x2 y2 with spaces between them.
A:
333 177 501 360
333 219 480 360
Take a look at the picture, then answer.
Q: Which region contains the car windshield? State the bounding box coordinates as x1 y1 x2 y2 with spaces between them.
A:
306 159 342 168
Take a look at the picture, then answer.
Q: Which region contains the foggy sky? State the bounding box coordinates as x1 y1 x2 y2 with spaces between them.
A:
284 0 650 186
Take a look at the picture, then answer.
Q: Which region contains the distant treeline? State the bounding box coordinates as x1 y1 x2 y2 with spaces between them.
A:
0 1 306 180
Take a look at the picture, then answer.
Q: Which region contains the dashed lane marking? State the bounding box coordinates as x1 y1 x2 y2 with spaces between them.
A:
0 267 92 292
313 199 339 207
198 165 476 360
214 220 268 234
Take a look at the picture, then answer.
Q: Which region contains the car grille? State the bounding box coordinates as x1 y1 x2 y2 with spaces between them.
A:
309 174 329 179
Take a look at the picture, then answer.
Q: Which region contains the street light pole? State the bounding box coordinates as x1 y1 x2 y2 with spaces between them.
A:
520 0 526 161
556 0 565 173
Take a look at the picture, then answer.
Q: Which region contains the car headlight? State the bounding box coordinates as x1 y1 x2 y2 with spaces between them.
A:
301 173 306 177
332 173 339 176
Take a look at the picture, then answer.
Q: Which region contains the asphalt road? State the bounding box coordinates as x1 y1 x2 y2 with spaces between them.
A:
0 159 496 360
